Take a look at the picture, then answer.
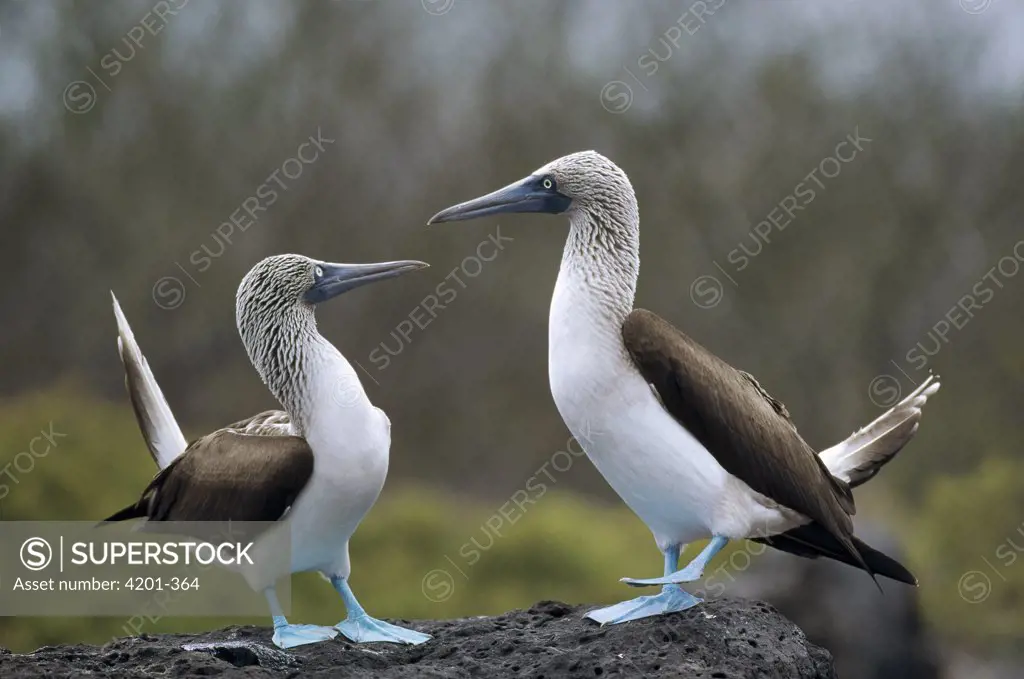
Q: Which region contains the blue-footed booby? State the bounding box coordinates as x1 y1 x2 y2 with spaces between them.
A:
104 255 431 648
428 151 940 625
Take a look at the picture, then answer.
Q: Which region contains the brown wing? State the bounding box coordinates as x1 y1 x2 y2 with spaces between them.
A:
735 369 854 510
738 371 793 429
103 428 313 524
622 309 864 570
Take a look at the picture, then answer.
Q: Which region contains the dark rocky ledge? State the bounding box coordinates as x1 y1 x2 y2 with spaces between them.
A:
0 599 836 678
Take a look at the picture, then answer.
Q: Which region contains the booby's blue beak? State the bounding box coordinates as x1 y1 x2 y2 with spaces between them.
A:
427 174 571 224
304 260 429 304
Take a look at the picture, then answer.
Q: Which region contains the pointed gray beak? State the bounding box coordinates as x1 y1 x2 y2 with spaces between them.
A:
428 175 571 225
304 260 429 304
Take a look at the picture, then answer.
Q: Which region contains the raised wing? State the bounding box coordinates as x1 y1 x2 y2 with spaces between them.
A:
103 429 313 524
819 375 940 488
112 292 188 469
622 309 863 569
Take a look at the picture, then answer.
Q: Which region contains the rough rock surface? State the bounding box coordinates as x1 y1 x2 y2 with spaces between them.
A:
0 599 836 678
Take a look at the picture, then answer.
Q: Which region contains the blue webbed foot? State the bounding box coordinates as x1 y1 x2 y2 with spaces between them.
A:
272 622 339 649
586 586 702 625
328 574 431 645
623 536 729 588
621 560 706 587
336 614 432 645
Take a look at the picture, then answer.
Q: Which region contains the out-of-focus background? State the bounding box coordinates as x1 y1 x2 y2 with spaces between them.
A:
0 1 1021 676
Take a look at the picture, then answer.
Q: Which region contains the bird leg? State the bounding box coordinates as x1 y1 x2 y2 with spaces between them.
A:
265 587 339 649
621 536 729 587
329 575 431 645
585 544 703 625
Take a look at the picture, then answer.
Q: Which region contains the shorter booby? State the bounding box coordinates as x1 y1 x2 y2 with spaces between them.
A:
429 151 940 625
105 255 431 648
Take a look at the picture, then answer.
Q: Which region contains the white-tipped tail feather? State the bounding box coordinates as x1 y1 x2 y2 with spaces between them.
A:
820 374 940 488
111 292 188 469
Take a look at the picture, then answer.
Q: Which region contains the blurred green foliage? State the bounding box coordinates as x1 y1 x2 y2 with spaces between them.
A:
910 456 1024 651
0 386 1019 654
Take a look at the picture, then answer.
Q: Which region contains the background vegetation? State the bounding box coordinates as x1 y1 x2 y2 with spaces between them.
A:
0 1 1021 676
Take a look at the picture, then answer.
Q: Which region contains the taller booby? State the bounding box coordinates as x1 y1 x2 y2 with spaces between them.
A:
105 254 432 648
428 151 940 624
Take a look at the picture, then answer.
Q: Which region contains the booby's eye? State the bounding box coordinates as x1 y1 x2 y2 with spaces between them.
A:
315 266 324 278
542 178 554 190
